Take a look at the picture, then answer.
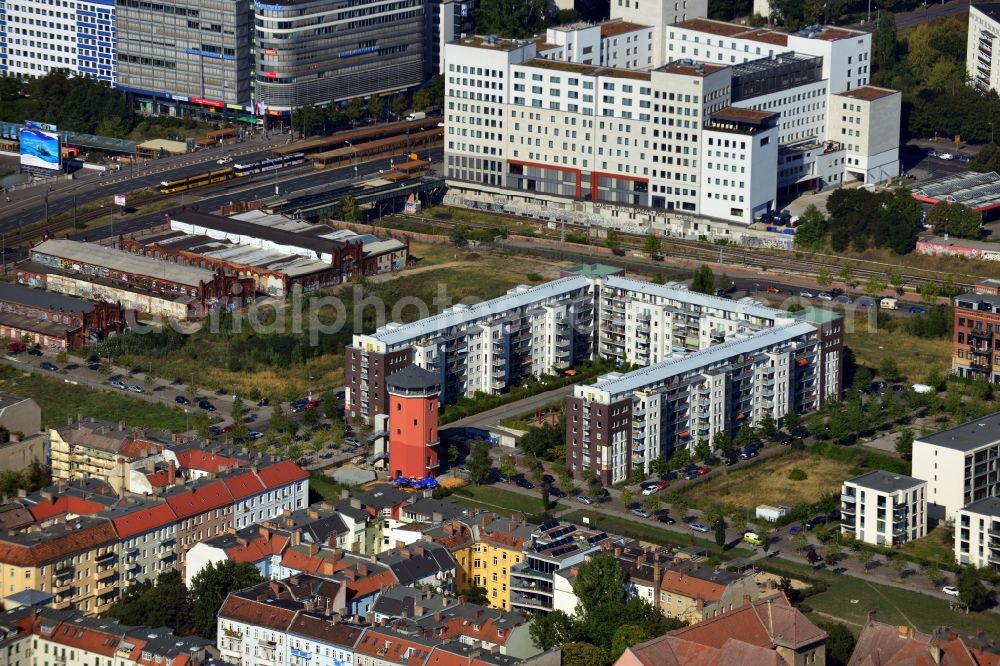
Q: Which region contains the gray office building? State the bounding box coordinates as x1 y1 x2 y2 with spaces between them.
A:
116 0 252 113
253 0 427 113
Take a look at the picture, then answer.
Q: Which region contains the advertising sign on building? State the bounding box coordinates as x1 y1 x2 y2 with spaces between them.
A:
20 120 61 172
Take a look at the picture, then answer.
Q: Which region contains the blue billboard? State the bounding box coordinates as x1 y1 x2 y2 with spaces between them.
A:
20 121 61 171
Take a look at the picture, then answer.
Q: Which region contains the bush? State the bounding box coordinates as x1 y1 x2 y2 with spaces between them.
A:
788 468 808 481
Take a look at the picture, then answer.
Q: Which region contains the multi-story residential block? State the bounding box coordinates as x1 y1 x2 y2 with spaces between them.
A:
468 515 535 611
0 395 47 475
0 0 117 81
912 411 1000 520
509 521 613 615
839 470 927 546
952 292 1000 382
355 627 442 666
103 497 179 587
956 496 1000 570
654 564 760 623
0 607 220 666
287 614 364 666
968 4 1000 93
49 420 169 493
347 276 595 423
252 0 427 114
567 322 826 484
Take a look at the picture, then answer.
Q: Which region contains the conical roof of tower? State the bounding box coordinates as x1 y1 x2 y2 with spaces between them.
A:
387 365 440 392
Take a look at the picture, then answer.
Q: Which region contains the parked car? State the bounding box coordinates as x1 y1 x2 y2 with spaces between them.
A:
257 397 270 407
514 476 535 489
549 487 567 498
942 586 960 596
766 286 781 294
697 465 711 475
788 524 804 535
198 400 216 412
834 294 853 305
724 452 739 466
631 508 652 518
684 470 700 480
128 385 144 393
689 522 710 533
741 444 761 459
799 290 815 299
248 431 264 440
88 362 101 371
642 484 660 496
817 292 834 301
909 305 926 314
27 348 43 356
493 471 510 483
456 465 471 474
577 495 594 505
657 514 676 524
40 362 58 371
805 515 828 530
656 480 669 491
111 379 127 390
344 437 361 447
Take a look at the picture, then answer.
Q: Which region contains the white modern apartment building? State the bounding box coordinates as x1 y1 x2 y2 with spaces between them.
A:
956 497 1000 569
0 0 117 82
443 16 900 231
912 411 1000 520
840 470 927 546
968 4 1000 93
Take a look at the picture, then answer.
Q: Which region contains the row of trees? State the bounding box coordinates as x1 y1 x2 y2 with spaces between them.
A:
290 75 444 137
0 71 136 137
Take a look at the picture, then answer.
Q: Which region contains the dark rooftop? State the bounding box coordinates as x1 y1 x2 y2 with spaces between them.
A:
917 410 1000 452
846 470 924 494
170 210 358 259
962 496 1000 517
387 365 440 393
0 282 94 315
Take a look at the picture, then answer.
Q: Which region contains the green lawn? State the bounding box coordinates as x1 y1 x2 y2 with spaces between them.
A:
452 484 556 517
0 366 188 431
897 525 958 567
559 509 753 558
759 559 1000 635
308 472 346 503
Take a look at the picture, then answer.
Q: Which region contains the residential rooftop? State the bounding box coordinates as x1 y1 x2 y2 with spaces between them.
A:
846 470 925 494
962 496 1000 517
835 85 899 102
916 410 1000 452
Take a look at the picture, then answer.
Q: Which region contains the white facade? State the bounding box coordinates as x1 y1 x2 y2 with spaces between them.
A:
699 110 779 224
119 522 178 587
912 414 1000 520
1 0 117 82
610 0 709 68
218 614 288 666
968 4 1000 93
956 497 1000 570
829 87 901 184
233 478 310 530
840 471 927 546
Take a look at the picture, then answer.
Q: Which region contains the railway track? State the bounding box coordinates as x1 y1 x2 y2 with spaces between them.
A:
397 211 976 292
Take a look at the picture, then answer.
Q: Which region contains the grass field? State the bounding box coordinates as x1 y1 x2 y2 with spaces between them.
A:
760 559 1000 635
845 328 952 383
308 472 346 503
897 524 958 567
0 366 188 431
452 484 555 517
683 452 854 510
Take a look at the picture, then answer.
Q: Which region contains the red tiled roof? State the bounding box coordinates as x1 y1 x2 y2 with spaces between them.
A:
146 470 173 488
257 460 309 489
356 629 433 666
165 480 233 519
218 594 297 632
836 85 898 102
346 569 397 600
0 521 118 566
672 593 825 651
28 496 107 522
174 449 242 473
658 570 726 602
222 471 266 501
110 502 177 539
49 621 121 657
119 438 165 459
848 623 981 666
227 533 289 563
440 615 519 645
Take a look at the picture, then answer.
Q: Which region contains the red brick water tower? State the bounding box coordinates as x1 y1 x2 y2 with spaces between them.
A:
387 365 441 479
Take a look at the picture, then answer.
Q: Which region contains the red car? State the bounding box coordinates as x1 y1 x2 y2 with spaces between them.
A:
656 480 669 490
697 466 711 475
220 425 233 434
304 399 321 409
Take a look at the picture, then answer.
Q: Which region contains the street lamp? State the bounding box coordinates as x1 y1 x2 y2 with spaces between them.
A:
345 141 358 179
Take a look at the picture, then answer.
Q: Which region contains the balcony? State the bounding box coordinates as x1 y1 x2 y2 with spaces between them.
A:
510 591 553 610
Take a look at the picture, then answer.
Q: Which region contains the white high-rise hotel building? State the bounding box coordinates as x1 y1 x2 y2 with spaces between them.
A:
443 0 901 227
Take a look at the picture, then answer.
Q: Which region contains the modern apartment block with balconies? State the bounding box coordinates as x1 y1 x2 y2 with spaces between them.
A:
952 292 1000 383
840 471 927 546
956 496 1000 569
968 4 1000 94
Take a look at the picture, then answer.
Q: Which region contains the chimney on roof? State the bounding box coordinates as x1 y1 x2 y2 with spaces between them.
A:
400 549 411 559
358 564 369 576
340 489 350 500
766 599 774 636
16 488 26 498
40 490 53 502
322 560 335 576
118 420 126 431
414 545 426 557
307 542 318 555
168 460 176 485
434 611 442 622
350 498 362 509
308 510 319 520
259 527 271 541
930 644 943 665
866 610 877 623
614 547 622 557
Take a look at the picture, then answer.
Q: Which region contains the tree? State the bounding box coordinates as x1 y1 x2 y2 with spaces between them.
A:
838 262 854 286
891 557 907 581
367 94 386 122
619 487 633 507
475 0 546 38
690 264 715 295
412 88 433 111
879 358 900 382
714 517 727 549
823 622 857 666
104 570 193 634
605 229 623 255
895 429 914 457
919 281 940 305
192 411 212 439
270 403 291 433
460 585 490 605
872 10 897 72
794 204 827 249
610 625 647 661
969 142 1000 173
865 275 887 297
389 94 409 119
189 560 265 638
230 395 249 442
816 267 833 289
858 550 874 574
467 440 492 484
757 412 777 438
670 446 691 469
529 610 577 650
889 271 905 296
344 97 364 125
694 439 711 461
339 194 361 223
782 409 801 431
643 233 662 258
500 456 517 479
291 103 326 136
957 566 987 610
923 562 942 586
561 643 607 666
825 540 841 565
926 201 982 240
791 531 808 552
320 391 338 419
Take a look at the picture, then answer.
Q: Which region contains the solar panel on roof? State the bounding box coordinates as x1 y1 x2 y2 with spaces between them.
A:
538 519 559 532
587 532 608 543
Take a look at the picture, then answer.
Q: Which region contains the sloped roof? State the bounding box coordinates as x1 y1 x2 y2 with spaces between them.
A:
288 612 363 648
108 501 177 539
257 460 309 489
659 570 727 602
164 480 233 519
221 470 267 501
0 519 118 566
387 365 440 392
217 594 298 632
672 593 825 651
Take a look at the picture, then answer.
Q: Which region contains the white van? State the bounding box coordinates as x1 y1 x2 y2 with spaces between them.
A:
879 297 899 310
